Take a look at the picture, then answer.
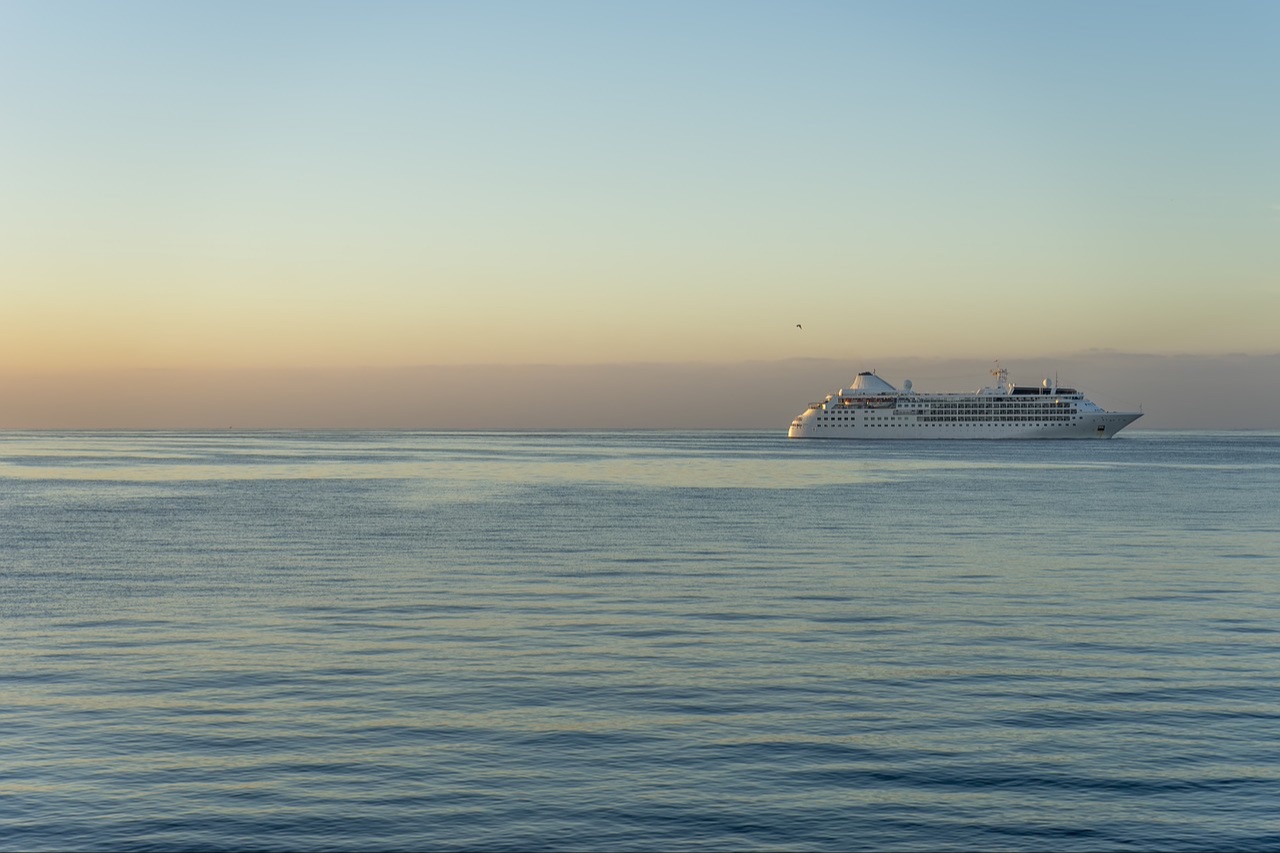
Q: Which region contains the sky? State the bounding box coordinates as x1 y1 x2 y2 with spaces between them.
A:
2 1 1278 427
2 353 1277 430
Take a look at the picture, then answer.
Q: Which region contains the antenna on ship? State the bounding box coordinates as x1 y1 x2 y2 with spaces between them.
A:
991 360 1008 389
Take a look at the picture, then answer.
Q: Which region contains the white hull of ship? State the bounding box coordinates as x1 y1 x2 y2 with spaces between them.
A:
788 411 1142 440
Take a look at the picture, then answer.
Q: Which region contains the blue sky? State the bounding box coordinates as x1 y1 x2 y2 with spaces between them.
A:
2 1 1277 382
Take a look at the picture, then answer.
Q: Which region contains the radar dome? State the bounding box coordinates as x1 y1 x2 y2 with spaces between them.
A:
903 379 913 391
848 372 897 394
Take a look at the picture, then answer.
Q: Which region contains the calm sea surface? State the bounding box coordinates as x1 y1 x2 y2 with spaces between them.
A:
2 430 1278 851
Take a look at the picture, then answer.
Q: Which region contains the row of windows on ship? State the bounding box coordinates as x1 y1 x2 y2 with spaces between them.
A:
832 402 1078 412
818 413 1077 423
812 421 1073 428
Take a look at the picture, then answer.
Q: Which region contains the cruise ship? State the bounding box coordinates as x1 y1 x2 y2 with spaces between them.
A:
788 367 1142 439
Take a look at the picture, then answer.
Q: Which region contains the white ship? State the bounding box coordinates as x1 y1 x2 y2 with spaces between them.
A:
788 367 1142 439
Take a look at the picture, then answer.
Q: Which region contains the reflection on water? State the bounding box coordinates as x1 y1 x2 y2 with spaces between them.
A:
2 430 1279 850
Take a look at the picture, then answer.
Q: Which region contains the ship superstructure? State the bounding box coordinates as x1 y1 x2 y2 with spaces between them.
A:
788 367 1141 439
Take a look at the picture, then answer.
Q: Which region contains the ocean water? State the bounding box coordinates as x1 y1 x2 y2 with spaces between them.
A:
2 430 1278 851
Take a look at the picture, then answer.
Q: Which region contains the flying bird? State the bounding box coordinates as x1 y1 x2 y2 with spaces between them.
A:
795 324 803 330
